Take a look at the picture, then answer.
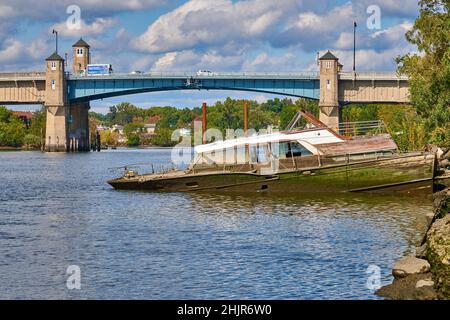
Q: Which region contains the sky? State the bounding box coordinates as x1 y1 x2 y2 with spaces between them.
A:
0 0 420 113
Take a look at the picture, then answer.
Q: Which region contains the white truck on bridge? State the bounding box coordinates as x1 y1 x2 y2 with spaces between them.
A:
86 64 113 76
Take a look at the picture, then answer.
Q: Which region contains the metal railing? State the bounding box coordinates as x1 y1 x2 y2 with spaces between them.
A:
338 120 385 136
68 71 320 80
339 71 408 81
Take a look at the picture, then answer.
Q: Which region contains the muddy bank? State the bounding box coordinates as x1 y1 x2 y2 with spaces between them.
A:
377 150 450 300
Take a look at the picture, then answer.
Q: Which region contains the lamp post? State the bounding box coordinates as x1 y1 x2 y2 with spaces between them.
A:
52 29 58 54
353 21 357 72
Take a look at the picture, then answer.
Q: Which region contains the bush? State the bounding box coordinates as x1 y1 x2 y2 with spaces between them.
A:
23 134 41 149
126 134 140 146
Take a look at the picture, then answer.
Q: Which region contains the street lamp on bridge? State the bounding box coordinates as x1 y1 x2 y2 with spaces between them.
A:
52 29 58 54
353 21 357 73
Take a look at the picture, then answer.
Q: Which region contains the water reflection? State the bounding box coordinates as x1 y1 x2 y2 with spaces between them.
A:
0 149 432 299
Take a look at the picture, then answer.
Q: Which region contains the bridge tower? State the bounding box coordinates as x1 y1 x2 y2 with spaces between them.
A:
44 52 68 152
318 51 342 131
72 38 90 75
69 38 91 151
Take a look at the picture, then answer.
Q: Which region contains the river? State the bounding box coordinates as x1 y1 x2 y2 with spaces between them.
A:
0 148 432 299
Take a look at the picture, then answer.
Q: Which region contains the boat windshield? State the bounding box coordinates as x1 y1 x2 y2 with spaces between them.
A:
277 141 313 159
192 139 315 168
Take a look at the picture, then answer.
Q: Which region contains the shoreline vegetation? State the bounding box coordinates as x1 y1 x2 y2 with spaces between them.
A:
1 96 448 151
375 0 450 300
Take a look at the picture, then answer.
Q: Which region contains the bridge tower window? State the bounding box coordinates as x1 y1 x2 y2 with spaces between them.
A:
326 79 331 90
51 62 56 70
326 61 332 69
76 48 83 56
51 80 56 90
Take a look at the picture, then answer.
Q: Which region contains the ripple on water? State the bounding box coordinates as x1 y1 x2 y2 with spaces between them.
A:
0 149 432 299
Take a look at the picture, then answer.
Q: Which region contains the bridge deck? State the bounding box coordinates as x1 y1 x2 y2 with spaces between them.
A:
0 71 409 105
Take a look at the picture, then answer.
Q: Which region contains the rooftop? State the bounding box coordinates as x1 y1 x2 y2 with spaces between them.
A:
72 38 90 48
13 111 33 119
319 50 338 60
46 52 64 61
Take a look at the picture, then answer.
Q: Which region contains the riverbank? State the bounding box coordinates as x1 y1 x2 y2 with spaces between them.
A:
377 149 450 300
0 146 23 151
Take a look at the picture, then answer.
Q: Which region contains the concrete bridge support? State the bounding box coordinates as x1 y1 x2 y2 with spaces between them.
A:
319 105 340 132
318 51 341 132
44 52 69 152
44 40 91 152
69 102 90 151
45 105 69 152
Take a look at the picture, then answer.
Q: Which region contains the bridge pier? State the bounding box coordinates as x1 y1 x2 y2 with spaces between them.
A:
319 105 340 132
44 45 91 152
45 105 69 152
318 51 342 132
69 102 90 151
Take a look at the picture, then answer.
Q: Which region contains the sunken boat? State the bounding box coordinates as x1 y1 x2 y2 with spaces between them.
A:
108 110 436 193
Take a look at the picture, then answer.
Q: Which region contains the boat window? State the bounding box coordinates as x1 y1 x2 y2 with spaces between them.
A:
277 142 289 159
291 142 312 157
250 144 269 164
277 141 312 158
236 145 247 164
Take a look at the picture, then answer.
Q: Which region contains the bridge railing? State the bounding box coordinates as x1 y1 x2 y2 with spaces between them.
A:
0 72 46 80
68 71 320 79
339 71 408 81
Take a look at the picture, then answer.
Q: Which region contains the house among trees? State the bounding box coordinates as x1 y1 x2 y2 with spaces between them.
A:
13 111 33 128
144 115 160 135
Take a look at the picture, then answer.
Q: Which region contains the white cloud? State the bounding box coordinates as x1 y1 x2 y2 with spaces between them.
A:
0 38 51 70
0 0 166 20
50 18 117 38
0 0 420 74
369 22 413 50
242 52 302 72
0 40 24 63
358 0 419 18
133 0 299 54
333 46 416 71
0 5 16 18
151 50 243 71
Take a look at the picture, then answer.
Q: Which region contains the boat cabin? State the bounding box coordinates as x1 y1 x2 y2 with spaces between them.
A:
188 110 398 174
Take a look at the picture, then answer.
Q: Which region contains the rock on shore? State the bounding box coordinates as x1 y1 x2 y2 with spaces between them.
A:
377 184 450 300
392 256 430 278
426 212 450 298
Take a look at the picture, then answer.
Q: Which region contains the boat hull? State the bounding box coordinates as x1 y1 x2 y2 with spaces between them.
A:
108 153 436 193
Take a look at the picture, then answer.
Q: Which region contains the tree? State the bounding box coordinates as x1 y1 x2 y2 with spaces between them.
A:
124 122 143 138
126 134 140 146
23 134 41 149
151 127 176 147
0 117 26 147
0 106 13 122
100 130 119 146
29 107 46 141
396 0 450 146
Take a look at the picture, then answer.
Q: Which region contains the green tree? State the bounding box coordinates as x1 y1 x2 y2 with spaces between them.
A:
23 134 41 149
29 107 46 141
124 122 144 138
0 106 13 122
126 134 140 146
0 118 26 147
151 127 176 146
396 0 450 146
100 130 119 146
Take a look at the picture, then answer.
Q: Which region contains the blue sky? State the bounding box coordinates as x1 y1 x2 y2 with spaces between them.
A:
0 0 419 113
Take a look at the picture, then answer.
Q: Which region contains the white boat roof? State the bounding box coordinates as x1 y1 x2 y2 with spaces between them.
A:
194 129 343 153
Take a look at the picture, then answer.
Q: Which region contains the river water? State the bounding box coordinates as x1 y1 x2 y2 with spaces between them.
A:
0 148 432 299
